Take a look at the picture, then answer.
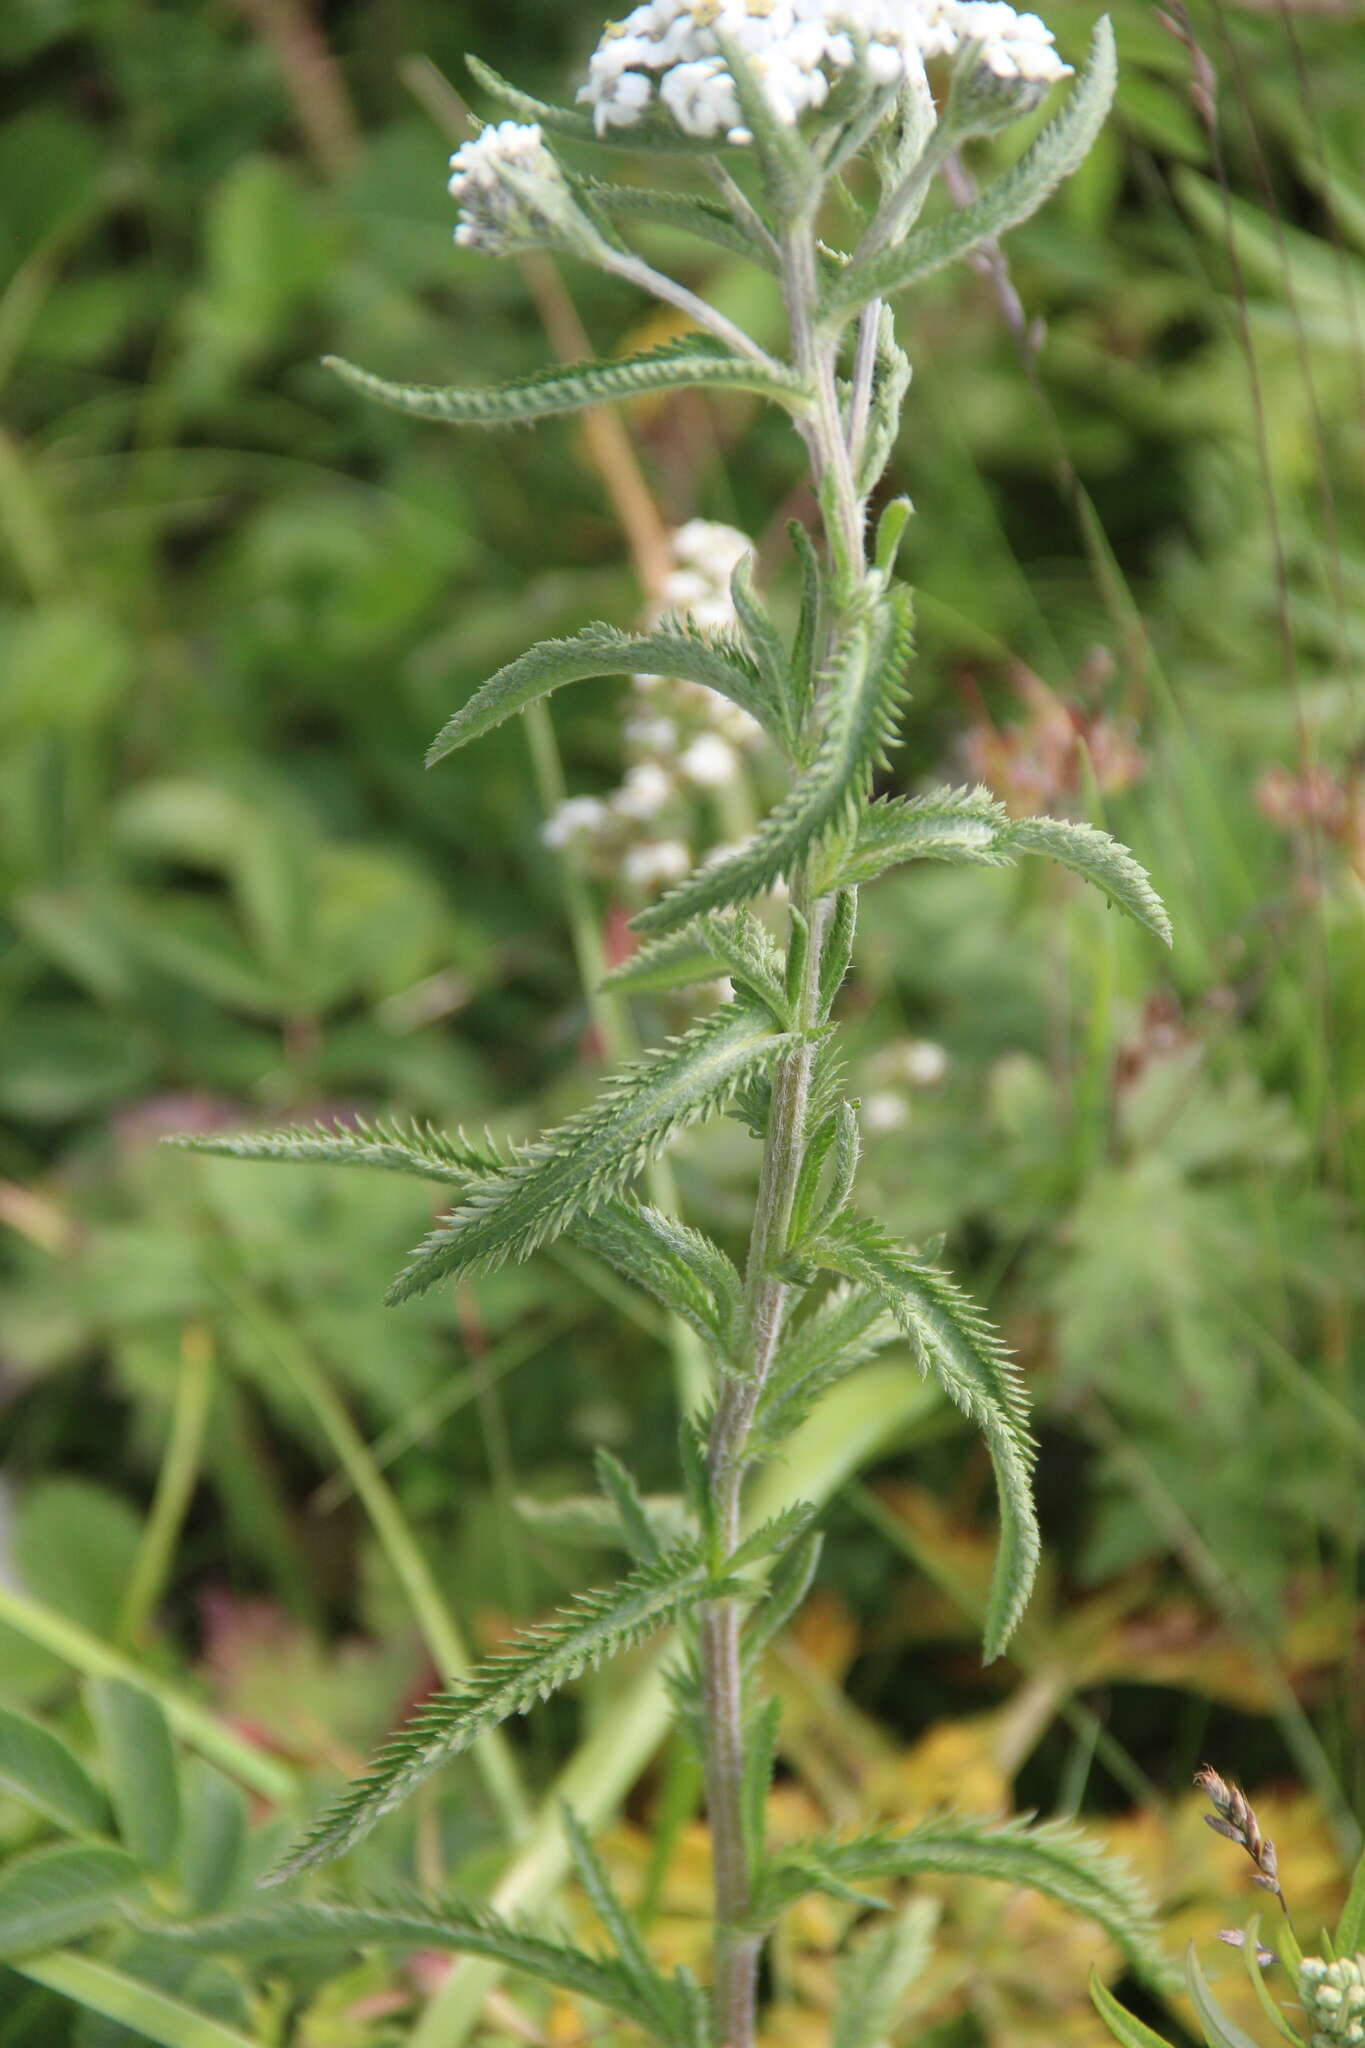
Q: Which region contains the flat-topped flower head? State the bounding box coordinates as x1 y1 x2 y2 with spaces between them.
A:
946 0 1070 127
448 121 587 254
579 0 1070 141
1302 1956 1365 2047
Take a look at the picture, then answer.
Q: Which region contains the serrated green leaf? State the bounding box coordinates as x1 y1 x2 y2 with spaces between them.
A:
427 618 790 766
818 889 857 1017
593 1452 660 1566
87 1681 181 1872
815 786 1013 890
751 1285 899 1456
325 338 811 434
571 174 779 268
574 1197 744 1356
730 551 798 745
788 517 824 729
728 1501 820 1572
0 1707 107 1837
561 1805 679 2035
833 1898 938 2048
1001 815 1173 944
1089 1967 1179 2047
744 1531 823 1669
514 1491 692 1555
165 1114 497 1183
633 587 913 936
385 1003 793 1303
762 1815 1167 1984
266 1538 731 1879
0 1843 142 1958
809 1217 1037 1659
741 1697 783 1871
148 1893 681 2036
603 928 734 999
1185 1945 1264 2048
826 18 1118 319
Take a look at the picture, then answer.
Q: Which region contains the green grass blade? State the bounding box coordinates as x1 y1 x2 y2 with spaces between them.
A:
12 1950 264 2048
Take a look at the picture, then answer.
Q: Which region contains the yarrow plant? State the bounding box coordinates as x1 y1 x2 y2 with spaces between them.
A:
165 6 1199 2043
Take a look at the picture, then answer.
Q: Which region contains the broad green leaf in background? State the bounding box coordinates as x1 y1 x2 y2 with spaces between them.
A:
0 1707 107 1838
87 1681 182 1872
0 1843 142 1959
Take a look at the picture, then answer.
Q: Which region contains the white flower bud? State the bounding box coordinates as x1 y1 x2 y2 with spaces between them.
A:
623 838 692 887
863 1090 910 1133
448 122 594 256
679 734 741 788
613 762 675 819
542 795 610 848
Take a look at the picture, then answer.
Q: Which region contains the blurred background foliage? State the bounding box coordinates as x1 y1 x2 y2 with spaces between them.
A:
0 0 1362 2041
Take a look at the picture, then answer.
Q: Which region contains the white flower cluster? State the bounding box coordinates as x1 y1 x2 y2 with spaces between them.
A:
1303 1956 1365 2047
579 0 1069 143
542 521 767 896
448 121 572 254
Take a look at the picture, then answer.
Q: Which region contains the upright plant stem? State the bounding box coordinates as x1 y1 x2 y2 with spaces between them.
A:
700 198 870 2048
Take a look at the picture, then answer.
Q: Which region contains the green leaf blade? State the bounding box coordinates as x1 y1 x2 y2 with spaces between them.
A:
266 1539 729 1879
0 1843 143 1959
0 1707 107 1837
87 1680 182 1872
633 587 913 937
810 1218 1037 1659
1002 815 1173 944
1089 1967 1180 2047
386 1004 793 1304
427 620 789 765
325 339 810 434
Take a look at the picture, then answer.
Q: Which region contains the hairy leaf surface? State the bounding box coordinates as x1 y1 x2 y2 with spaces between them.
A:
325 340 810 431
427 620 790 765
833 1899 937 2048
386 1003 793 1303
762 1814 1166 1984
825 18 1118 318
818 789 1171 943
152 1894 686 2037
633 587 913 936
267 1539 733 1879
810 1217 1036 1658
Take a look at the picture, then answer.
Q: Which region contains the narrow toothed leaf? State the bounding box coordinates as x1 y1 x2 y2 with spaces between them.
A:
164 1116 499 1184
632 587 914 936
760 1814 1167 1986
741 1697 783 1869
602 928 734 999
728 1501 820 1572
832 1899 938 2048
788 518 825 729
743 1529 823 1668
593 1451 662 1565
266 1540 730 1879
853 310 912 497
427 618 789 765
150 1894 681 2036
325 340 810 435
573 1197 743 1356
752 1286 900 1455
826 19 1118 319
1001 815 1173 945
570 175 779 268
730 552 798 746
815 786 1012 890
810 1216 1037 1659
561 1806 678 2033
818 889 857 1018
385 1004 793 1303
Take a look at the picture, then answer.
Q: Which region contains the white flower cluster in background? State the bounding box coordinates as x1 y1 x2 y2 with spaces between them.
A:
448 121 574 253
579 0 1070 142
860 1036 951 1132
542 521 767 897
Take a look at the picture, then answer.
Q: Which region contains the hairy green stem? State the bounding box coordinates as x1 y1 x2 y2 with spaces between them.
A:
699 197 872 2048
